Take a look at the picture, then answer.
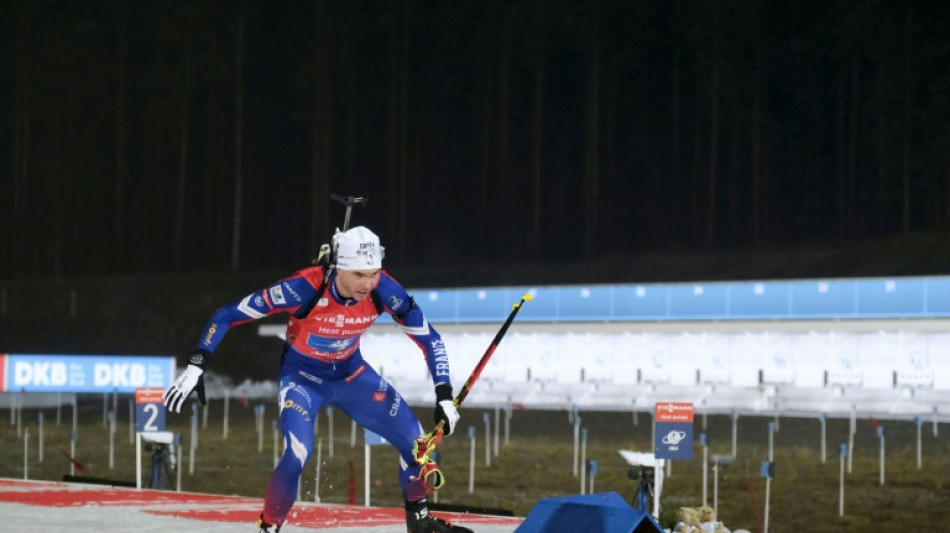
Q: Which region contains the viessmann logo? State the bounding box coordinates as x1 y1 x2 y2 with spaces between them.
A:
312 314 376 327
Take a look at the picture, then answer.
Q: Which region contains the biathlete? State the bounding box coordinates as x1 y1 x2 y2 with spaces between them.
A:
163 226 473 533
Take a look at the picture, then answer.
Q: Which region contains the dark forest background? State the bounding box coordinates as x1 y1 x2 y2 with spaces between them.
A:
2 0 950 284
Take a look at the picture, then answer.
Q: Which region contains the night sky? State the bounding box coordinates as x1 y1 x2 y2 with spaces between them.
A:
2 1 950 282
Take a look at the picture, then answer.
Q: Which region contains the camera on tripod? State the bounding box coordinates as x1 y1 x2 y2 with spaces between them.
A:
141 431 178 490
628 465 655 483
619 449 664 513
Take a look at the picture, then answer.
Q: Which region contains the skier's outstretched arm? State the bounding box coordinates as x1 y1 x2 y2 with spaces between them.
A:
163 276 318 413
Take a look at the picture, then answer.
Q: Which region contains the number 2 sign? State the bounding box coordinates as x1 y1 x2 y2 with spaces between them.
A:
135 387 166 433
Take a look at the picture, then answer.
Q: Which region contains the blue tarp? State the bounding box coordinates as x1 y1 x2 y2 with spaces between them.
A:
514 492 663 533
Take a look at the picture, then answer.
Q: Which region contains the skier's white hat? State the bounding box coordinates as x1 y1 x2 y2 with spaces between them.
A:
334 226 384 271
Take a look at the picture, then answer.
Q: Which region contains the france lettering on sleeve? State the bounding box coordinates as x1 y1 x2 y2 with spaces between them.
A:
376 273 451 386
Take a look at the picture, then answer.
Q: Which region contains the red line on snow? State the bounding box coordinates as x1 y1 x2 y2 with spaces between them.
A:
1 478 522 529
149 505 521 528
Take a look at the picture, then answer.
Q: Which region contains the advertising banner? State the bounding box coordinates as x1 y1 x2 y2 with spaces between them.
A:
135 387 167 433
1 354 175 393
655 402 694 460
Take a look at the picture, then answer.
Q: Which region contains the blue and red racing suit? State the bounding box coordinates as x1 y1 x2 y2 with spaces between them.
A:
195 265 452 524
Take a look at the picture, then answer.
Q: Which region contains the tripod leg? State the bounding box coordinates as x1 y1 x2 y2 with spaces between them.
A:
163 457 176 491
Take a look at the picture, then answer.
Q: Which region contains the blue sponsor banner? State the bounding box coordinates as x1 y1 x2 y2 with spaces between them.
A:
417 289 457 322
557 285 614 321
790 280 856 317
614 284 669 319
856 279 925 315
925 278 950 314
670 283 729 319
729 282 791 318
3 354 176 393
412 275 950 323
457 288 510 322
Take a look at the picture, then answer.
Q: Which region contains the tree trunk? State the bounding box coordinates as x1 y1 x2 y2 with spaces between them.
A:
387 3 400 254
847 57 859 239
174 47 193 272
230 0 245 271
670 0 682 248
728 116 740 247
901 9 913 233
478 56 494 253
605 69 617 249
584 0 601 259
692 75 703 246
114 0 129 251
752 26 763 247
341 30 357 195
835 66 846 242
55 119 72 279
52 51 76 279
311 0 330 258
530 45 544 262
498 9 512 260
204 28 228 266
397 9 410 260
12 8 32 277
706 28 721 249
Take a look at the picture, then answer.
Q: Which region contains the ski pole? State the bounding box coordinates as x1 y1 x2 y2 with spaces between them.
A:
453 292 533 410
413 293 533 488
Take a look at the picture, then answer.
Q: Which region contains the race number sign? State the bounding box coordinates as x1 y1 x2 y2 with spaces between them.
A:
135 387 166 433
655 402 694 460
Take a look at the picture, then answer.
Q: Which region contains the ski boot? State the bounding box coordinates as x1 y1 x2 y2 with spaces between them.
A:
406 506 474 533
256 513 282 533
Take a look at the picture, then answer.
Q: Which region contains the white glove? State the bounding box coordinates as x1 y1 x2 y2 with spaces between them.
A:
434 384 459 435
163 364 206 413
437 399 460 435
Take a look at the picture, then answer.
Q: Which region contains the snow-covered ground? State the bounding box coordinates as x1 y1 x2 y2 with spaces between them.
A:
0 478 523 533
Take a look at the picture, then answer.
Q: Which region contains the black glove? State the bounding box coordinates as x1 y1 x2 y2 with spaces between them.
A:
163 350 210 413
434 383 459 435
